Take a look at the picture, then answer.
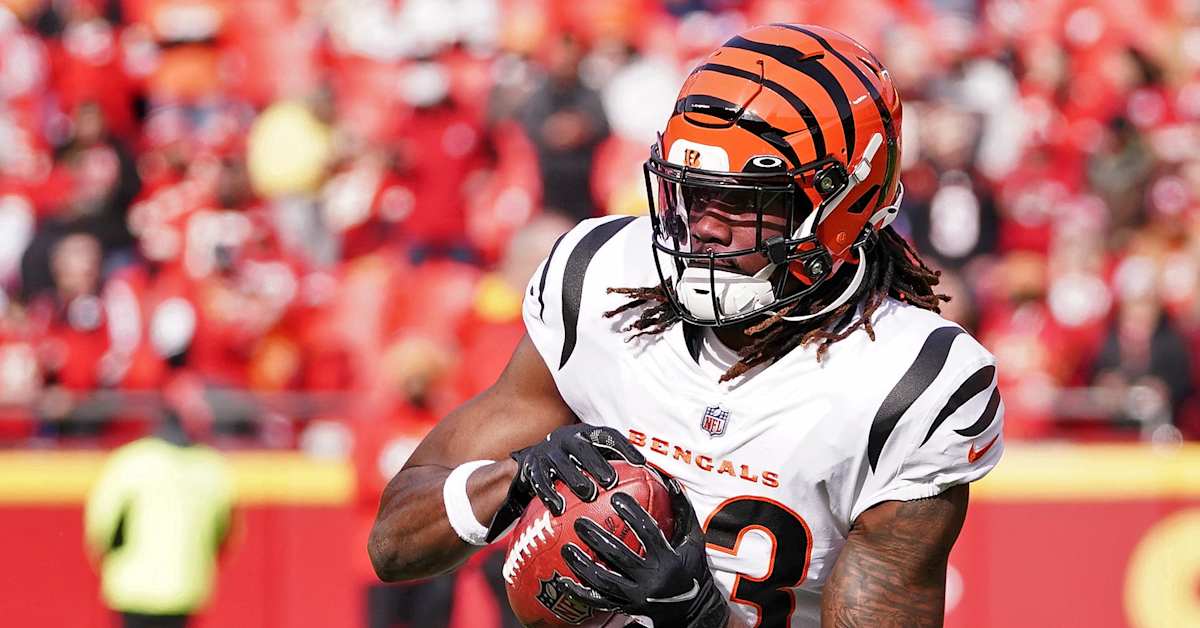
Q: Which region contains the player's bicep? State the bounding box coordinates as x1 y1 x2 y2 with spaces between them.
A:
404 334 576 469
822 484 969 627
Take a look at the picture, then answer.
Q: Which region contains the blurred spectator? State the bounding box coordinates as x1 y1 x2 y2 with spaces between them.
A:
84 411 234 628
21 101 140 301
1092 270 1194 437
1088 116 1155 234
511 34 610 221
247 99 335 266
391 59 489 262
977 251 1069 439
30 230 110 438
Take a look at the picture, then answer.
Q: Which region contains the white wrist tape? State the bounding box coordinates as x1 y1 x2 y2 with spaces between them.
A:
443 459 494 546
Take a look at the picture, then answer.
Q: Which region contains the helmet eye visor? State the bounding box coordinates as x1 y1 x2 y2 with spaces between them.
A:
646 158 796 259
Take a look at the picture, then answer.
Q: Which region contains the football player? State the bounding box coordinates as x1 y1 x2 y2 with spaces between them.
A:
370 24 1003 628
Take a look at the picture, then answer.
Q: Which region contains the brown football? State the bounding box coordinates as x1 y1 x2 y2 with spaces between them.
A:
502 461 675 627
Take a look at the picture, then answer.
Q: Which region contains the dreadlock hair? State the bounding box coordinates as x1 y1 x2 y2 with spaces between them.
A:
603 226 949 382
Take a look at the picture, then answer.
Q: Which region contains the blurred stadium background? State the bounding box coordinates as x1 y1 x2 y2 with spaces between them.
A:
0 0 1197 626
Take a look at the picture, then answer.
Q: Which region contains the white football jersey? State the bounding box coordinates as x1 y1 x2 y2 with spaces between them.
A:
523 216 1004 628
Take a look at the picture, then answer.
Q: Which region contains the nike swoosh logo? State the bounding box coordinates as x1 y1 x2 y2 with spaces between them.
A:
646 579 699 604
967 435 1000 463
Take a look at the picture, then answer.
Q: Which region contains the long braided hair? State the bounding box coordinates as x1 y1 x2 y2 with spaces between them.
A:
604 227 948 382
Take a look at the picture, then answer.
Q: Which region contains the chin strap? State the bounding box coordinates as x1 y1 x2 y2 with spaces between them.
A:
868 181 904 230
776 241 868 322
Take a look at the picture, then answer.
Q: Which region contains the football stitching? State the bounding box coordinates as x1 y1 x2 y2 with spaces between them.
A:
502 510 553 584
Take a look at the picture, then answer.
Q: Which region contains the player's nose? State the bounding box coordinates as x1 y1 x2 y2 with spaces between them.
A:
689 209 733 252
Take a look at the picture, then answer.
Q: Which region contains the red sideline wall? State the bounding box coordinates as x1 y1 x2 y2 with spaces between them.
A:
0 452 362 628
0 506 357 628
0 446 1197 628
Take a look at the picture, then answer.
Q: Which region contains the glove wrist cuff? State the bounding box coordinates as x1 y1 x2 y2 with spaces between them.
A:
686 582 730 628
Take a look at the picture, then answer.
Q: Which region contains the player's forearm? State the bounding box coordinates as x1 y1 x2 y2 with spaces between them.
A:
819 546 946 627
820 489 967 627
368 459 517 581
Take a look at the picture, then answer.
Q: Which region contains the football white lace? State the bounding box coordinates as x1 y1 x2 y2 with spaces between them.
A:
502 510 554 584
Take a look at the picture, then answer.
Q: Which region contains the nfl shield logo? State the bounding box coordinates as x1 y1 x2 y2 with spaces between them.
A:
536 573 595 624
701 405 730 437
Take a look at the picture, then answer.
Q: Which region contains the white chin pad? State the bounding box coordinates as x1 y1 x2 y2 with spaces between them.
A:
677 266 775 322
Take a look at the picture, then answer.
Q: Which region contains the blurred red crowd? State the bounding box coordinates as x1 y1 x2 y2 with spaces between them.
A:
0 0 1198 458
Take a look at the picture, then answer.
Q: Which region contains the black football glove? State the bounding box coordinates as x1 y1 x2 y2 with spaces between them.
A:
485 424 646 543
556 473 730 628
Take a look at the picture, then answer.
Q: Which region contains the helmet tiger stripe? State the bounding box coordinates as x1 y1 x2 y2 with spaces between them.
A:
660 23 903 261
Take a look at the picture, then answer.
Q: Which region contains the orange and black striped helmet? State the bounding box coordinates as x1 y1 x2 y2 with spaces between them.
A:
646 23 904 326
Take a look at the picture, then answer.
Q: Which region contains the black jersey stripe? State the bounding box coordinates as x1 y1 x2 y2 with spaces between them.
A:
920 364 995 446
867 326 965 471
955 388 1002 437
535 230 570 321
559 216 637 369
723 35 854 156
778 24 898 215
695 62 827 159
683 323 703 363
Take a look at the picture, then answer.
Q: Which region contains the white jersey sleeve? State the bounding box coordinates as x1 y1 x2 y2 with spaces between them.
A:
521 215 642 416
851 325 1004 522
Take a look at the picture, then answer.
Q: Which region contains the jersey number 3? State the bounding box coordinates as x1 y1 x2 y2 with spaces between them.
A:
703 497 813 628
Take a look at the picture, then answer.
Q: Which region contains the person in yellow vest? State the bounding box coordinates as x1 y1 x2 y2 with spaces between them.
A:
85 413 235 628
